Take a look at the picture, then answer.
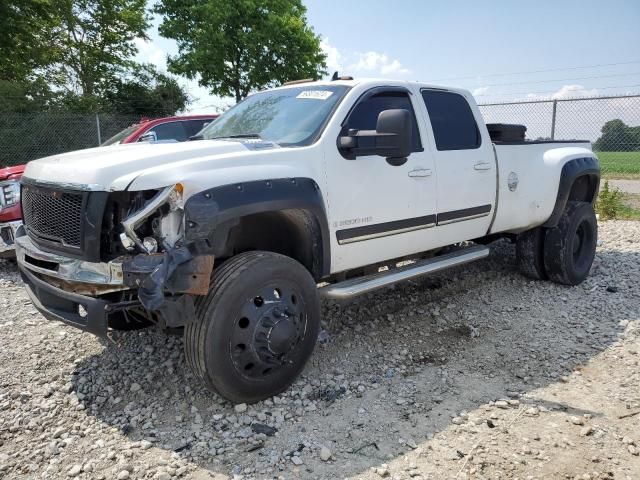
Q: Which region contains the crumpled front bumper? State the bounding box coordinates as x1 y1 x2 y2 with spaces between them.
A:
0 220 22 257
16 231 213 337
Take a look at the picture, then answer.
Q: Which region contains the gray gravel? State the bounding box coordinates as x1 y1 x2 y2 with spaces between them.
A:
0 221 639 479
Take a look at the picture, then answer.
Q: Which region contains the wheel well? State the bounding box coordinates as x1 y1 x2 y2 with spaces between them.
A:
568 174 599 204
216 209 324 280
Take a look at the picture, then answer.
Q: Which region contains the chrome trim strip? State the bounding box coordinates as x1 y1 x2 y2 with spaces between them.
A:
16 235 124 286
20 176 106 192
337 223 435 245
437 212 491 226
320 245 489 299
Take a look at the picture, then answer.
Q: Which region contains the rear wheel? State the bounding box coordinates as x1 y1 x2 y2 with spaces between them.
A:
543 201 597 286
185 251 320 403
516 227 547 280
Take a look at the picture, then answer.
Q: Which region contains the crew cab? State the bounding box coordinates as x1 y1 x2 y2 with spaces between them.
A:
15 78 600 403
0 165 24 257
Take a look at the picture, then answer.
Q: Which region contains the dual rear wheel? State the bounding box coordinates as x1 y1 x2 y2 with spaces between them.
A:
516 201 597 285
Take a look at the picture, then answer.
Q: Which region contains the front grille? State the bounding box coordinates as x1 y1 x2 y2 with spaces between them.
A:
22 184 85 247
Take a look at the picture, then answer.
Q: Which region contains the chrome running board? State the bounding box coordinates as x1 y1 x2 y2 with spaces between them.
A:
319 245 489 300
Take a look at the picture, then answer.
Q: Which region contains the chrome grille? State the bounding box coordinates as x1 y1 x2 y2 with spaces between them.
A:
21 184 84 247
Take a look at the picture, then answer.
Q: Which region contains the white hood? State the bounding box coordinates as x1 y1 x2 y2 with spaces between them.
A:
23 141 252 191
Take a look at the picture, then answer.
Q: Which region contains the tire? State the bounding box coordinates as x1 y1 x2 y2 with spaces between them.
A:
185 251 320 404
516 227 547 280
543 201 597 286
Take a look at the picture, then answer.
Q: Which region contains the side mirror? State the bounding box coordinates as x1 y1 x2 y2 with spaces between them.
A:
139 131 157 143
338 109 413 165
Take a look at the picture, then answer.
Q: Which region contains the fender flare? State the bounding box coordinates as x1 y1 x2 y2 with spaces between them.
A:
543 156 600 228
183 177 331 278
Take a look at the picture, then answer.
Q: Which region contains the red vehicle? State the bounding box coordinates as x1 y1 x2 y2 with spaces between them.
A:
0 165 24 257
0 115 218 257
101 114 218 145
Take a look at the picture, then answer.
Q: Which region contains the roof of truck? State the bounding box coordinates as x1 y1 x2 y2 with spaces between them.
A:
272 77 472 97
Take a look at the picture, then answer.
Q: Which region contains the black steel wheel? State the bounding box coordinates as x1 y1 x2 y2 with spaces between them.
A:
543 201 597 286
185 251 320 403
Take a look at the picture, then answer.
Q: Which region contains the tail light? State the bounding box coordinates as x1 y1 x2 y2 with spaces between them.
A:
0 180 20 210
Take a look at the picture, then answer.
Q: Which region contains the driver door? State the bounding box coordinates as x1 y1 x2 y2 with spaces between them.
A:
323 87 437 273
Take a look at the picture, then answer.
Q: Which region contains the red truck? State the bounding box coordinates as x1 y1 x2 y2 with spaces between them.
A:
0 115 218 257
0 165 23 257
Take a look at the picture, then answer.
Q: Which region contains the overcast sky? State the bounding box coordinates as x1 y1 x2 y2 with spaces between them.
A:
137 0 640 129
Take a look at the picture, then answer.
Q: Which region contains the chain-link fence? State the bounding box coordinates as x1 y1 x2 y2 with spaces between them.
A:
0 113 141 168
478 94 640 177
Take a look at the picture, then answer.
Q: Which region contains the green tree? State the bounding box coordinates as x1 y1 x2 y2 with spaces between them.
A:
0 0 55 84
594 119 634 152
49 0 150 99
155 0 327 102
103 66 190 116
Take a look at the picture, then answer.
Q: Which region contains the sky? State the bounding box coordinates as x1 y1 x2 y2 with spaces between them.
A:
137 0 640 119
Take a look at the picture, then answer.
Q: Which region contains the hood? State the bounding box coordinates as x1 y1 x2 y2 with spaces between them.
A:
22 140 262 191
0 164 26 181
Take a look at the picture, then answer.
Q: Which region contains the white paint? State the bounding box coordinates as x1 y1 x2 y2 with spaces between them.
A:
22 78 596 275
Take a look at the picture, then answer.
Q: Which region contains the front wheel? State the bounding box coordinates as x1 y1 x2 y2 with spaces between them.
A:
185 251 320 404
543 201 597 286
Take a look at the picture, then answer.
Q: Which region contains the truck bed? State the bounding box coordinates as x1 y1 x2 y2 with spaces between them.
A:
489 141 595 234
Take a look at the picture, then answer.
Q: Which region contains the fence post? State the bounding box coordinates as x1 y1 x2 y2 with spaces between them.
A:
95 114 102 145
550 100 557 140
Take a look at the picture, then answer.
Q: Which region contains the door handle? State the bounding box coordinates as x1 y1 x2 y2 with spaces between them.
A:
408 169 432 178
474 162 492 171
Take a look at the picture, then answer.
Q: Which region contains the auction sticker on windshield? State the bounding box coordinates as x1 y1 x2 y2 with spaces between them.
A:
296 90 334 100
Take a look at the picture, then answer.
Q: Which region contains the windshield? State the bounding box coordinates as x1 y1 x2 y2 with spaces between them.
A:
102 124 140 146
200 85 350 146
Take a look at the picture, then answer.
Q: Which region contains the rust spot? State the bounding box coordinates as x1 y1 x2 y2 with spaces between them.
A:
181 255 214 295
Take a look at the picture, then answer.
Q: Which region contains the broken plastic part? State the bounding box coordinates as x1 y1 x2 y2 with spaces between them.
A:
137 245 192 311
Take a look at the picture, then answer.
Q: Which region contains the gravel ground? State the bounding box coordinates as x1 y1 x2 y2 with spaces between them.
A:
608 179 640 195
1 221 639 480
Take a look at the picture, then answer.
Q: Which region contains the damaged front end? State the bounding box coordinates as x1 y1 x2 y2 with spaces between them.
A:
17 184 213 337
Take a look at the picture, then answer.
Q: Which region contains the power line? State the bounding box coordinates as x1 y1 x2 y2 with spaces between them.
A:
431 60 640 82
476 71 640 88
474 83 640 98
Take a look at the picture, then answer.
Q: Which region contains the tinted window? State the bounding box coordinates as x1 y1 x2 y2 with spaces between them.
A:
421 90 480 150
184 119 212 137
345 92 422 151
147 121 188 142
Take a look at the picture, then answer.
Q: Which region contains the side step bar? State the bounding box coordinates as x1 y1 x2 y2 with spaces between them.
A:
319 245 489 300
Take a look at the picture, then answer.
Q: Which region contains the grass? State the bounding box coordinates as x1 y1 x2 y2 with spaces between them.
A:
595 151 640 178
619 193 640 220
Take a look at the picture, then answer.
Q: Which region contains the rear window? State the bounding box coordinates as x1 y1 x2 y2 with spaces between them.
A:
421 90 481 150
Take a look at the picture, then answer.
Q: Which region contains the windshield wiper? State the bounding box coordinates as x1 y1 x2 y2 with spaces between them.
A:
209 133 263 140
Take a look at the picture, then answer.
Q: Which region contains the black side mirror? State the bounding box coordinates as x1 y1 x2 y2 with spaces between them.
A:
338 109 413 165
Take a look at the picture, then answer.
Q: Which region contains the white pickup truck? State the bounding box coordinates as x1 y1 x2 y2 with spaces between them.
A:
16 78 600 403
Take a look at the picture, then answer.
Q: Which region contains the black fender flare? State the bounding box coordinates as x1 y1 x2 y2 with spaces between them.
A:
183 177 331 278
543 156 600 228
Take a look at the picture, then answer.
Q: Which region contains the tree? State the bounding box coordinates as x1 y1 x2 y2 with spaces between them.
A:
0 0 56 84
103 66 190 116
48 0 150 98
594 119 634 152
155 0 327 102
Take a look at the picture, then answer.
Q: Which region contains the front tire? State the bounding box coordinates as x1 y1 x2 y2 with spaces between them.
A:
185 251 320 404
543 201 597 286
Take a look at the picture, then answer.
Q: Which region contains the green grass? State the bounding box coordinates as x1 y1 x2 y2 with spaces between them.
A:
595 151 640 178
619 193 640 220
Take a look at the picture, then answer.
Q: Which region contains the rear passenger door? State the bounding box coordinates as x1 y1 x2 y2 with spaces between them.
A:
420 89 496 240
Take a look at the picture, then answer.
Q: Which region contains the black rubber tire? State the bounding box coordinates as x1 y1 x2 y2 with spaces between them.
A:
543 201 597 286
516 227 547 280
185 251 320 404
